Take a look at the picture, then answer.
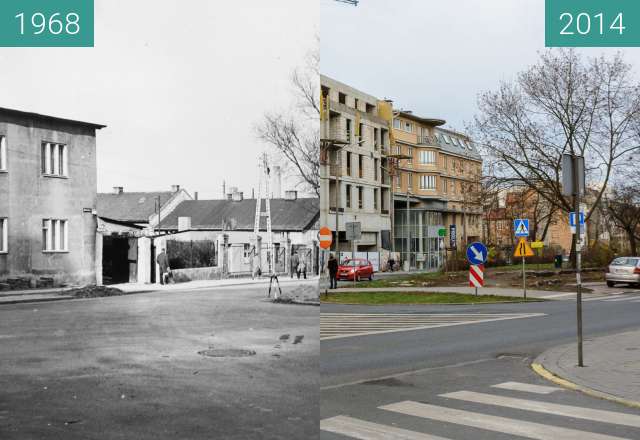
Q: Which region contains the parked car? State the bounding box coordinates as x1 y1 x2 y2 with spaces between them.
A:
605 257 640 287
337 259 374 281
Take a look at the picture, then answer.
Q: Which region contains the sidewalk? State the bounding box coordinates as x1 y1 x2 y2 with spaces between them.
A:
534 330 640 406
0 276 320 305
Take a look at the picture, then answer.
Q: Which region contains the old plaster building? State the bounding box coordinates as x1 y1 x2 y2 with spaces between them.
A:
0 107 105 287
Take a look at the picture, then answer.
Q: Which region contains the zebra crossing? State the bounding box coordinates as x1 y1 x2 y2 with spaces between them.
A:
320 313 546 341
584 291 640 302
321 381 640 439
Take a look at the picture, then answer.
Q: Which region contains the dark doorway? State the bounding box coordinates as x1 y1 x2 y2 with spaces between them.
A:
103 236 132 285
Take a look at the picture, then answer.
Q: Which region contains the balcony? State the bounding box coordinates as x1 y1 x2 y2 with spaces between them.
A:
321 127 350 146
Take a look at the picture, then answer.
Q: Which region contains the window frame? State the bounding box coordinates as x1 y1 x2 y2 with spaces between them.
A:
0 218 7 253
42 218 69 252
41 141 68 177
0 135 6 172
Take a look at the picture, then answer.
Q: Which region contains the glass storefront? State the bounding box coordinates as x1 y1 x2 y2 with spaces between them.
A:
394 209 445 270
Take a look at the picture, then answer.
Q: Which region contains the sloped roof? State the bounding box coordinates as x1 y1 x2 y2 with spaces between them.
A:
97 191 175 223
161 198 319 232
0 106 106 129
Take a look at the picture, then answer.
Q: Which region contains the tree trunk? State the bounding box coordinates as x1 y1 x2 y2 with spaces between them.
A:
629 230 638 256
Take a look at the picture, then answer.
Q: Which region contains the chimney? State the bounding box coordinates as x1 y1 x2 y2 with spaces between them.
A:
178 216 191 231
171 184 180 193
194 191 199 200
284 190 297 201
272 166 282 199
232 191 244 202
222 180 226 198
113 186 123 194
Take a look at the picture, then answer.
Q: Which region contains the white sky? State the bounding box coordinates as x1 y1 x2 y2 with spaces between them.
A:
321 0 640 132
0 0 318 198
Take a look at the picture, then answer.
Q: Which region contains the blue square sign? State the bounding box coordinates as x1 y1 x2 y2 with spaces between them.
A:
514 219 529 237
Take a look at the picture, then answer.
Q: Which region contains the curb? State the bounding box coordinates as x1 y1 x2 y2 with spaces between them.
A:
0 295 74 306
531 362 640 410
320 300 544 306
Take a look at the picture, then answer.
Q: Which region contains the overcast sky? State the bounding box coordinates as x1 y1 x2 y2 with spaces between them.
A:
321 0 640 133
0 0 318 198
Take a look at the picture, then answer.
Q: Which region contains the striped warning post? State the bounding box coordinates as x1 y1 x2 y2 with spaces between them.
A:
469 264 484 287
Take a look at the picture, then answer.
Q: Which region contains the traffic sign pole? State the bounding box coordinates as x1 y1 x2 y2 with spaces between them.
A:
573 155 584 368
522 255 526 301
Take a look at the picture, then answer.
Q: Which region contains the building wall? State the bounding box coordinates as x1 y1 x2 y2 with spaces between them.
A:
320 75 392 252
0 113 98 285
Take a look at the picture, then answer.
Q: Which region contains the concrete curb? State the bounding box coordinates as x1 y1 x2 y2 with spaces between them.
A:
531 362 640 410
320 300 544 306
0 295 74 305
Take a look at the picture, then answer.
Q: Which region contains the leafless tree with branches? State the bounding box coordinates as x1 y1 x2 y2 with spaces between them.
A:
255 45 319 197
474 50 640 263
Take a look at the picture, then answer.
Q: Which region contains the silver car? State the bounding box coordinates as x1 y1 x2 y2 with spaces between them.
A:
606 257 640 287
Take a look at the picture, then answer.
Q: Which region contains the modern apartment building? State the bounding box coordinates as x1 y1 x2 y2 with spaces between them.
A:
0 107 105 286
320 75 392 253
391 111 483 270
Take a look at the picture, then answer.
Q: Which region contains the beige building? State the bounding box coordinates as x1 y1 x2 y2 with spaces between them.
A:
391 111 483 269
320 75 392 253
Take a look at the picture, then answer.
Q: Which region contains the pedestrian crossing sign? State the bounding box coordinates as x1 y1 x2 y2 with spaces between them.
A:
514 238 534 257
514 219 529 237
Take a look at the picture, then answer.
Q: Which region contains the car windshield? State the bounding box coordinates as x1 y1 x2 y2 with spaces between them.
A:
342 260 363 267
611 257 640 266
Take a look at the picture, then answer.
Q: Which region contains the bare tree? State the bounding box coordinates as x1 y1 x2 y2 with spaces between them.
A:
256 46 319 197
605 166 640 255
474 50 640 264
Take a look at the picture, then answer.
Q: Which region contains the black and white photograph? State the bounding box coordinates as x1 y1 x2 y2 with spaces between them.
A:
0 1 319 439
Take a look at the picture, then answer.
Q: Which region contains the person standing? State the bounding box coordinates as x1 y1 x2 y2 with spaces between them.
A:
156 247 170 285
327 253 338 289
291 252 299 279
297 259 307 280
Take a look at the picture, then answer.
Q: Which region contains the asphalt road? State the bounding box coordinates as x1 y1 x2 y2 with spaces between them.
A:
321 290 640 439
0 284 319 440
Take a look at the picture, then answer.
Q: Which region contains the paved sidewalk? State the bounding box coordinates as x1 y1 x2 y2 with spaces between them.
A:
535 330 640 404
0 276 319 305
330 285 582 300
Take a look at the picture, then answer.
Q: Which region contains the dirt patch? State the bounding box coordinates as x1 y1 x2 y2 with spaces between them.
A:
65 285 125 298
198 348 256 358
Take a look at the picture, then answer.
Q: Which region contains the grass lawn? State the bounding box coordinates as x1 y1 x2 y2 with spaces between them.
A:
321 291 543 305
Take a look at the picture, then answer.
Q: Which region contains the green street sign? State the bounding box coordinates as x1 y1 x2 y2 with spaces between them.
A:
438 228 446 237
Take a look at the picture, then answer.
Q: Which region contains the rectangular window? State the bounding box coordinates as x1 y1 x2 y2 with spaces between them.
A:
404 121 413 132
0 218 7 252
345 184 352 208
373 127 379 149
396 173 401 188
358 123 364 143
374 158 379 181
243 243 252 259
419 150 436 165
408 172 413 189
346 152 352 176
358 186 363 209
339 92 346 104
442 178 448 194
0 136 6 171
420 175 437 190
346 119 352 143
42 219 68 252
41 142 67 176
374 189 379 210
358 155 364 178
407 147 413 164
354 98 359 110
393 119 401 129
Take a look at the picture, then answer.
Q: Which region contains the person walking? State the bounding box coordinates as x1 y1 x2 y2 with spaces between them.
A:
156 247 170 285
327 253 338 289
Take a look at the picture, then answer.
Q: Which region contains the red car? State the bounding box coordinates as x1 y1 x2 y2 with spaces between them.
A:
337 259 374 281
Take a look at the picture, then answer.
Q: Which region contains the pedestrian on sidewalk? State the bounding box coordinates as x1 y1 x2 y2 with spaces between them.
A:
156 248 170 285
297 259 307 279
388 256 395 272
291 252 299 279
328 253 338 289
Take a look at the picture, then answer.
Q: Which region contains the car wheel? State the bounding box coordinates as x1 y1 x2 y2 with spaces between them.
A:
607 281 615 288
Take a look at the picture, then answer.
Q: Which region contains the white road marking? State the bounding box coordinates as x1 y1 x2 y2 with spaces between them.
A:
381 401 632 440
491 381 560 394
540 292 576 299
320 313 546 340
601 296 640 302
320 415 451 440
442 390 640 428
